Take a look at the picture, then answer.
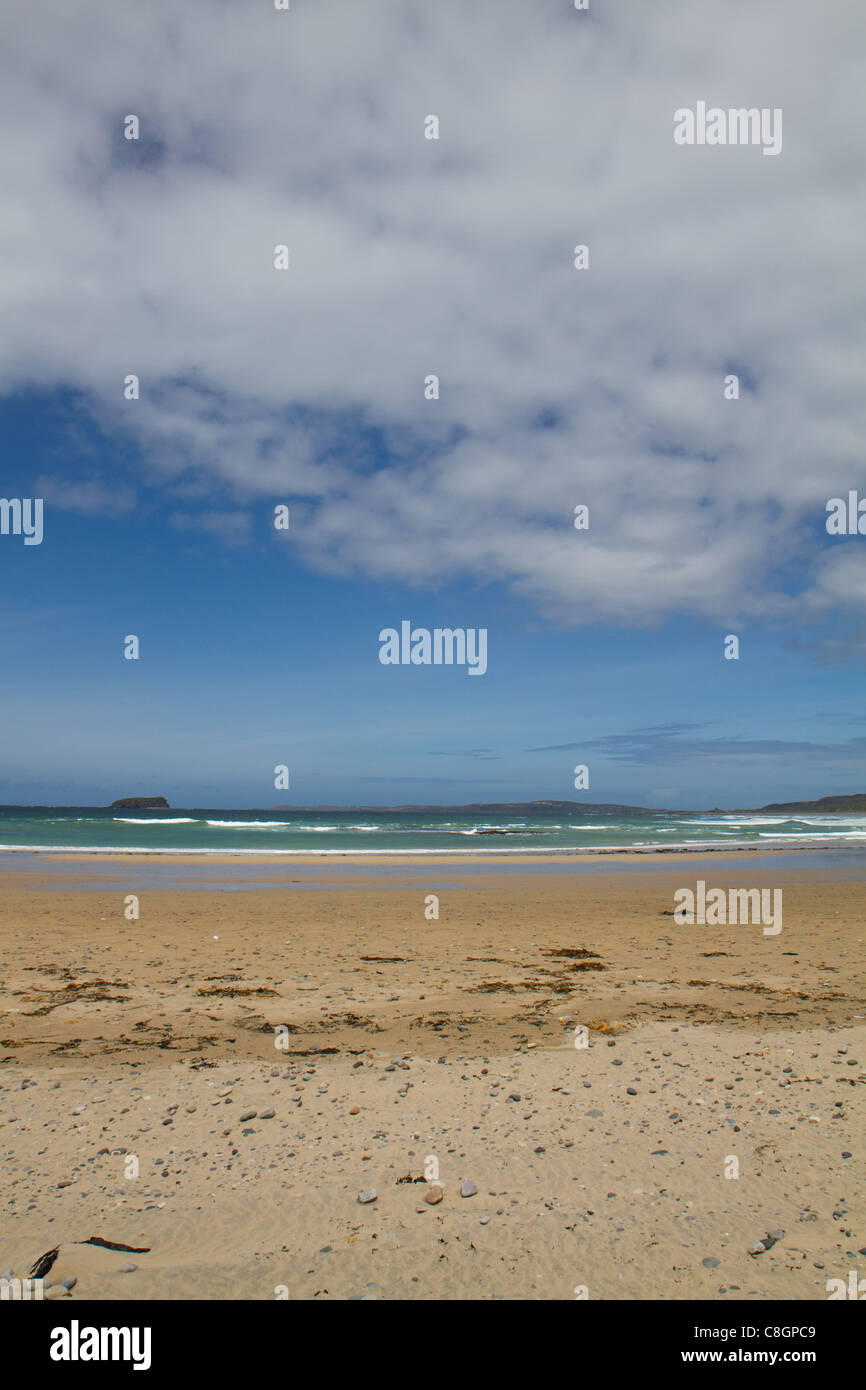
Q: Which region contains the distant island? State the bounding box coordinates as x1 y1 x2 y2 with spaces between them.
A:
110 796 170 810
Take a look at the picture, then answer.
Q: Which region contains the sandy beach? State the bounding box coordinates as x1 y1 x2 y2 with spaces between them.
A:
1 855 863 1301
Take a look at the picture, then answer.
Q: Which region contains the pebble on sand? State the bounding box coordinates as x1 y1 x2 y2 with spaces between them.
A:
120 1262 138 1273
239 1110 257 1122
425 1185 444 1205
460 1179 477 1198
358 1189 377 1204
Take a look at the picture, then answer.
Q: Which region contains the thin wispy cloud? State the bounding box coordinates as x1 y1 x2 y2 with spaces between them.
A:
532 728 866 768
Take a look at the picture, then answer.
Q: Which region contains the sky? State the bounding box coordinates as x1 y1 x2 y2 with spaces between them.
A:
0 0 864 810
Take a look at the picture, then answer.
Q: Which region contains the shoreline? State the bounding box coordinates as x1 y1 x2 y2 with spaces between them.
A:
0 838 863 865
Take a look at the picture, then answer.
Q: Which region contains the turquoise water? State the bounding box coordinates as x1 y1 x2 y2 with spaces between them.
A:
1 806 865 854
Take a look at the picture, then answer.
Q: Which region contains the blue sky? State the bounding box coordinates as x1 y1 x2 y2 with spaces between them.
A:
2 384 864 809
0 1 864 809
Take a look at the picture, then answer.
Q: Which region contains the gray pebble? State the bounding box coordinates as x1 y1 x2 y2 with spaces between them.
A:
460 1179 477 1197
702 1257 720 1268
358 1189 377 1204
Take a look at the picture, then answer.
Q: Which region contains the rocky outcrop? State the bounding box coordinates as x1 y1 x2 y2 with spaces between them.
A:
110 797 170 810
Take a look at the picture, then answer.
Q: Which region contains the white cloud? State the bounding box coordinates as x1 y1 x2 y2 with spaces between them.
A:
33 474 136 515
3 0 865 628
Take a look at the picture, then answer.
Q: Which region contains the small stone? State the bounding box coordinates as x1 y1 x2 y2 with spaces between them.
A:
425 1185 444 1204
120 1262 137 1273
349 1107 360 1115
239 1110 256 1122
260 1108 275 1119
45 1284 70 1299
358 1189 377 1204
702 1257 720 1268
460 1179 477 1198
60 1276 77 1290
626 1087 637 1096
747 1241 766 1256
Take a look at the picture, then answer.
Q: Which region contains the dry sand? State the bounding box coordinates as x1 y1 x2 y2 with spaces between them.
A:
0 858 863 1300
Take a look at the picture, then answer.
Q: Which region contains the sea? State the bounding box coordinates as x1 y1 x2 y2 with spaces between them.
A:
0 806 865 855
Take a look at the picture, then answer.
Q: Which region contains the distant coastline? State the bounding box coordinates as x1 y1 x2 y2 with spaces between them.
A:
3 792 866 814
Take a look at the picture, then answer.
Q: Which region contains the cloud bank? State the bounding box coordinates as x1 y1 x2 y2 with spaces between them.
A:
3 0 864 633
